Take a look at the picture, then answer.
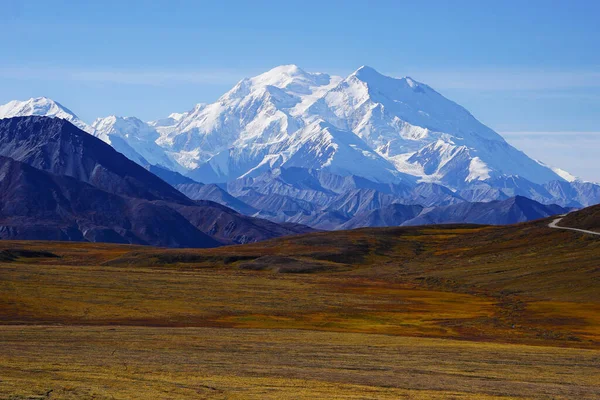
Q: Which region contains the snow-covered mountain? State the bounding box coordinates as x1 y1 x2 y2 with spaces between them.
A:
154 65 342 170
0 68 572 188
1 65 598 214
304 66 561 186
0 97 177 171
0 97 93 133
143 65 565 187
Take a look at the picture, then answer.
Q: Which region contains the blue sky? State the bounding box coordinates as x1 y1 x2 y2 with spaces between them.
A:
1 0 599 180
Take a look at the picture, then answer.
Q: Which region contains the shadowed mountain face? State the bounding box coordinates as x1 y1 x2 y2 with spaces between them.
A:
0 116 313 247
176 183 259 216
178 166 562 230
0 155 220 247
146 164 197 186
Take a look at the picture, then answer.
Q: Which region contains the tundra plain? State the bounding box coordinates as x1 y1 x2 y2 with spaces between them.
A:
1 214 600 399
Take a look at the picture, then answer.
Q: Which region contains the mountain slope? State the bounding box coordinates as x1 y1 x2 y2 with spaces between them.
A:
0 155 220 247
0 98 166 171
146 165 197 186
137 65 569 191
279 120 403 182
326 188 402 216
560 203 600 233
0 116 190 203
0 69 572 190
544 180 600 207
305 66 563 187
176 183 259 215
156 65 342 170
2 66 597 218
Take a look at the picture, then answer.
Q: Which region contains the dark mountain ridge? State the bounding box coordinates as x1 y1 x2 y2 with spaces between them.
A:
0 117 190 203
0 155 220 246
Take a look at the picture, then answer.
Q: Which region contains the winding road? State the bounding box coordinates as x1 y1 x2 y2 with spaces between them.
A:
548 215 600 236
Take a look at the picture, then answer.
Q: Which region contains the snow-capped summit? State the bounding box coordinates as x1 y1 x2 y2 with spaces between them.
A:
0 97 93 133
0 65 577 193
151 65 343 171
309 65 501 146
304 66 562 186
351 66 422 91
97 64 565 187
239 64 340 113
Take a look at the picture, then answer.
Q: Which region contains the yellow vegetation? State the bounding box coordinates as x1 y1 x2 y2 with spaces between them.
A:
1 219 599 398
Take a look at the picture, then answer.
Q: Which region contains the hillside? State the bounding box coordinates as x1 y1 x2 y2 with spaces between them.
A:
560 203 600 233
96 212 600 304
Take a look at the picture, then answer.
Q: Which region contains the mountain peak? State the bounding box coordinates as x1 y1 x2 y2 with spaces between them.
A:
26 96 53 104
350 66 421 92
222 64 318 101
0 97 92 133
352 65 384 79
2 96 73 115
32 96 56 102
90 114 180 171
249 64 339 91
0 115 189 203
351 67 424 90
266 64 306 76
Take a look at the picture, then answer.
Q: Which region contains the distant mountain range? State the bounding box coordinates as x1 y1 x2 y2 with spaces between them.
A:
181 167 568 230
0 64 596 240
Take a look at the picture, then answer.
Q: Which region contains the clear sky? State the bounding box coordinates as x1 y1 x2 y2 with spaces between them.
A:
1 0 599 180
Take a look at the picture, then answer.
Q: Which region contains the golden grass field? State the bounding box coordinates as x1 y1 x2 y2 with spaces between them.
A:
1 217 599 399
